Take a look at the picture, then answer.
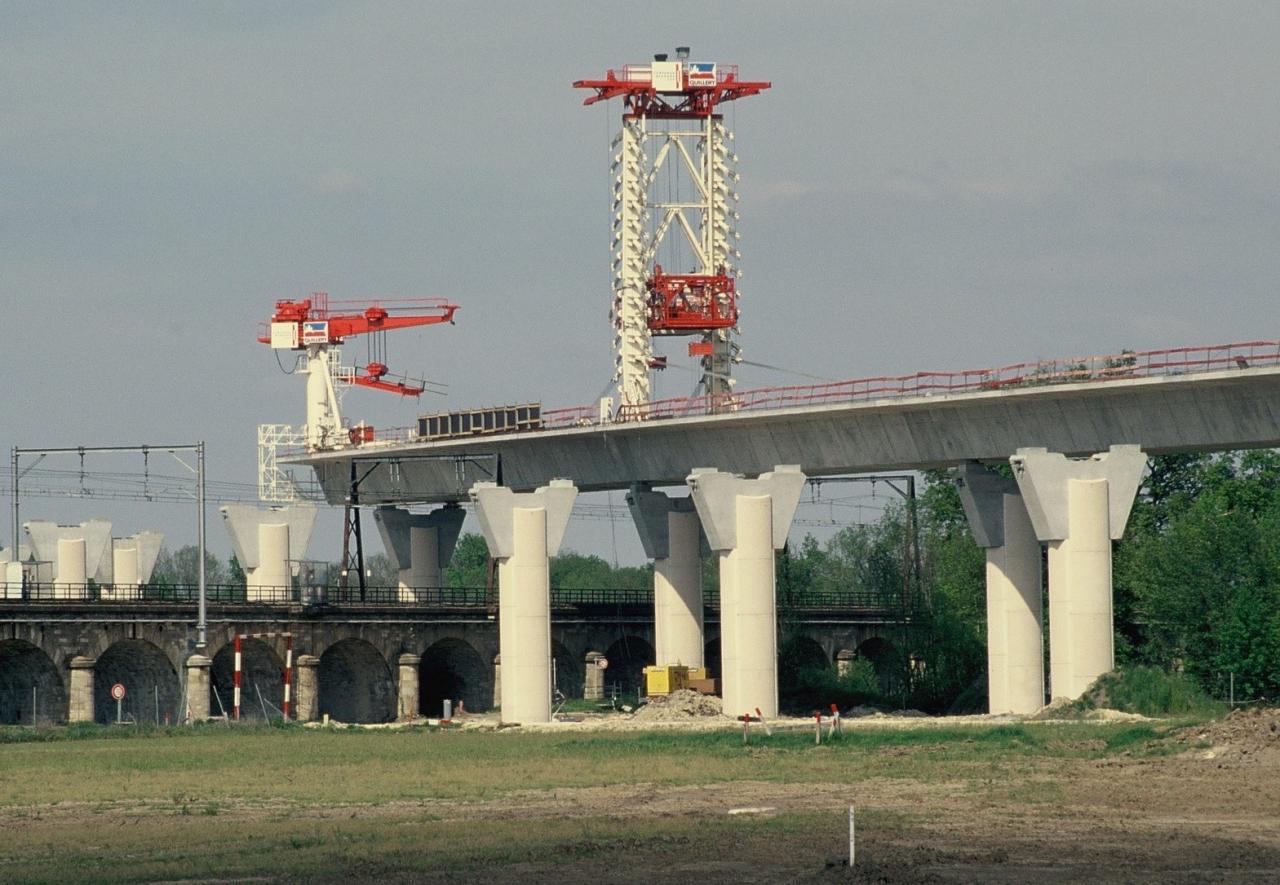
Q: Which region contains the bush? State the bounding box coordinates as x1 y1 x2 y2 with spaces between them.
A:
1072 666 1226 718
782 659 883 713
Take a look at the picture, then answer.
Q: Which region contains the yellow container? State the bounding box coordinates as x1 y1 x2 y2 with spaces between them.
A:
644 665 690 696
686 667 709 682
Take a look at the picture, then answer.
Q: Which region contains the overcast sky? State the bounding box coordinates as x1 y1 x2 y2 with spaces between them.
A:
4 2 1278 564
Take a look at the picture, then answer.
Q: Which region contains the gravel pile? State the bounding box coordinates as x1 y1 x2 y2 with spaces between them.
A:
632 689 724 721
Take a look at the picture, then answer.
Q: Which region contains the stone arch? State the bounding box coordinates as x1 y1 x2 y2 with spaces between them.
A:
552 639 583 701
0 639 67 725
318 638 394 723
210 639 284 721
602 635 655 697
857 636 903 695
419 638 491 715
778 634 832 705
703 637 721 679
94 639 180 725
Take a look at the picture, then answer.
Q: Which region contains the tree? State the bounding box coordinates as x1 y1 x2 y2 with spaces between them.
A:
150 545 228 586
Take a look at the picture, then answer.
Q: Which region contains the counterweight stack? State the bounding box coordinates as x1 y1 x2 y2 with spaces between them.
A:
575 50 769 416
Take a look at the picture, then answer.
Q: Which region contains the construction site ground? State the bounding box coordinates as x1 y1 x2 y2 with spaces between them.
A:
1 705 1277 883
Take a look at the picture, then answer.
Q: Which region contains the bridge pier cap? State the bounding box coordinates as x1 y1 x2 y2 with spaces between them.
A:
468 481 577 559
685 466 806 552
373 506 465 573
625 484 708 560
219 503 318 571
24 519 113 583
1009 446 1146 542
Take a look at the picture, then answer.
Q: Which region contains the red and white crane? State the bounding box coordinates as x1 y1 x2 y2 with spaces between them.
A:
259 292 458 453
575 49 769 414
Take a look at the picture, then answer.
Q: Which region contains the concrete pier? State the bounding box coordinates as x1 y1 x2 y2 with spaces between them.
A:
185 654 212 721
220 504 317 601
687 465 805 718
373 505 465 601
956 462 1045 714
295 655 320 722
627 485 704 669
1010 445 1146 701
24 519 112 597
397 653 421 720
470 480 577 724
68 656 95 723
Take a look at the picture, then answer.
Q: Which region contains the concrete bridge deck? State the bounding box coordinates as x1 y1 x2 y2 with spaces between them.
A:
287 345 1280 505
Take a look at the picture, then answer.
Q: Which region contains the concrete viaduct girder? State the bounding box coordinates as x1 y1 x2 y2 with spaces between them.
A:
289 366 1280 504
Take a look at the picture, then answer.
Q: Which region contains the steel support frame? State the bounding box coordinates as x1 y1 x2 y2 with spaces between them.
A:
613 113 740 411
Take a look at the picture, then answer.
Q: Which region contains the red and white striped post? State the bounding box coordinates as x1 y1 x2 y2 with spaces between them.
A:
282 634 294 720
233 632 294 722
232 633 243 720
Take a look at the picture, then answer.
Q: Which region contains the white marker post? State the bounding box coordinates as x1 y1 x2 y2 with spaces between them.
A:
848 805 856 867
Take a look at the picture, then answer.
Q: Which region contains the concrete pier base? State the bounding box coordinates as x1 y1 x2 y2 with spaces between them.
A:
398 653 421 720
470 480 577 725
687 465 805 719
956 462 1045 714
374 506 465 601
185 654 212 721
68 656 95 723
1011 445 1146 701
295 655 320 722
627 486 704 669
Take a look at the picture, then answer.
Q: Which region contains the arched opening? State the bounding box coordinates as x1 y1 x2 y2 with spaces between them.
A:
778 634 832 710
703 638 721 679
94 640 180 725
419 638 491 716
552 640 583 701
210 639 285 721
857 636 903 696
0 640 66 725
319 639 393 723
602 635 655 698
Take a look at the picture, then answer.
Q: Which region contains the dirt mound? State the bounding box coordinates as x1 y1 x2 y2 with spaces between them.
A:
632 690 724 721
1185 707 1280 765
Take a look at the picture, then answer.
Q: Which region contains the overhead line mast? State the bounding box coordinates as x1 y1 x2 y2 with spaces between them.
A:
575 48 770 416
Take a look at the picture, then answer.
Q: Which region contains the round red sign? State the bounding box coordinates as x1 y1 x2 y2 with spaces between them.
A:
110 683 126 701
596 657 609 670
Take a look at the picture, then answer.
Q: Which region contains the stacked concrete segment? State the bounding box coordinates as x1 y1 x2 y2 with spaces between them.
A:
470 479 577 724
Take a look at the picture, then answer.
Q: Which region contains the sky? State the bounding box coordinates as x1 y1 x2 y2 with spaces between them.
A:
3 2 1279 565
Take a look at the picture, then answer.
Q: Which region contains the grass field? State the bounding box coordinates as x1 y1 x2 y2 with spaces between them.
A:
1 717 1276 883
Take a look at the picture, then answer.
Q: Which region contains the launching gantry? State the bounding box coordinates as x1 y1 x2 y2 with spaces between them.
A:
575 48 769 416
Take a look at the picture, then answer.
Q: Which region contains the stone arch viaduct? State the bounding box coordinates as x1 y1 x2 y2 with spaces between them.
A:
0 596 902 725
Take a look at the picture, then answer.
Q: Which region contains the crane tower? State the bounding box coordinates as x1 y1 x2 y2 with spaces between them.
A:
258 292 458 453
575 49 769 414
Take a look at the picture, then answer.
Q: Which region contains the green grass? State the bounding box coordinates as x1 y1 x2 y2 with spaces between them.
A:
0 719 1185 883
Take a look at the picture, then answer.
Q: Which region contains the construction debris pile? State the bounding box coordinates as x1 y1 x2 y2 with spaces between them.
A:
1188 707 1280 766
632 689 724 721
